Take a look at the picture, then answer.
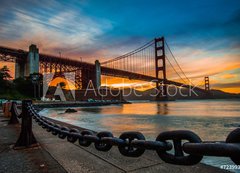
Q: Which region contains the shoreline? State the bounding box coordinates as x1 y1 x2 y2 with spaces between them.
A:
33 100 130 109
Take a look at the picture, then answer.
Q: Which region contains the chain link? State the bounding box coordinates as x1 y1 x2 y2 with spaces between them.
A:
156 130 203 165
226 128 240 164
118 131 146 157
94 131 114 151
67 128 80 143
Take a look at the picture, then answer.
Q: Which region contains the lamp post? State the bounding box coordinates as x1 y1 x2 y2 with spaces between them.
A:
30 74 40 99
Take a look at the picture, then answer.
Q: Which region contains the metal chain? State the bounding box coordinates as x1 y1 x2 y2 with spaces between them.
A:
26 104 240 165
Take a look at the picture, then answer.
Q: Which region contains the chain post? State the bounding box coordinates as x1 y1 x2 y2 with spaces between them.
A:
14 100 38 148
8 101 19 124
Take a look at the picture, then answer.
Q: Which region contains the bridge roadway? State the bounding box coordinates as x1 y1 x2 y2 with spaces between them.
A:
0 45 206 93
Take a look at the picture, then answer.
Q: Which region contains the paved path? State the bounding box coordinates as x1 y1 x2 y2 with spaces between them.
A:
0 109 229 173
0 111 67 173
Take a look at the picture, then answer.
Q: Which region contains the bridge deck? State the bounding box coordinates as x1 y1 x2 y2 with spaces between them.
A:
0 45 206 93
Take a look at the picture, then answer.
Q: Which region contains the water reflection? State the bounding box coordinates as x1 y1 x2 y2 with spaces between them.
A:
156 103 168 115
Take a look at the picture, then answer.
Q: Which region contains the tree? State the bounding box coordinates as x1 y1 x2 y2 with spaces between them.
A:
0 66 12 93
0 66 12 80
13 76 36 98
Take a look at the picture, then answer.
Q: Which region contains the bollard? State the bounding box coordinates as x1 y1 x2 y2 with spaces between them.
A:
8 102 19 124
2 102 6 114
14 100 38 148
3 102 8 117
3 102 12 117
8 102 12 117
2 102 8 117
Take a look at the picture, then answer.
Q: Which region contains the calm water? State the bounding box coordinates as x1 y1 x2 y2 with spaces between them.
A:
40 99 240 171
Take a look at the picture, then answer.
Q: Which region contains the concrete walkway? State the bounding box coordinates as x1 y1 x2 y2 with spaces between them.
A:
0 109 229 173
0 111 66 173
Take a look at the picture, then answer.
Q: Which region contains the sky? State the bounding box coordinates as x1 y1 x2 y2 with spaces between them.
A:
0 0 239 93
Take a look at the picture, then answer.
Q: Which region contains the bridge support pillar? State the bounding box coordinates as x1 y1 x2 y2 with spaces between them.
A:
95 60 101 89
155 37 168 101
81 61 101 90
25 44 39 76
81 68 96 89
15 61 25 79
14 44 39 79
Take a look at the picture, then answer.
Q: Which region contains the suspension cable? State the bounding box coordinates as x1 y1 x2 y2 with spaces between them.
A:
102 39 154 64
165 40 194 86
166 55 187 83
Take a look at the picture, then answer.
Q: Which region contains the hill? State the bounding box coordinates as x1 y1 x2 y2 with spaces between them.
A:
122 87 240 100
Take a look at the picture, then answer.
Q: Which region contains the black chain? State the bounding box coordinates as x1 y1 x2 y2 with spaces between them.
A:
26 104 240 165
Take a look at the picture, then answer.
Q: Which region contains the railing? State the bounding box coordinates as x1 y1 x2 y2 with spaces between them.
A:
9 100 240 165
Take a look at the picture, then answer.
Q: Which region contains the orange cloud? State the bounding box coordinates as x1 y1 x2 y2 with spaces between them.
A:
220 73 237 79
220 88 240 94
101 76 154 91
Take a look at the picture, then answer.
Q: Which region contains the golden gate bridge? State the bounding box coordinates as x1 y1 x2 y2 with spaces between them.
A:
0 37 209 100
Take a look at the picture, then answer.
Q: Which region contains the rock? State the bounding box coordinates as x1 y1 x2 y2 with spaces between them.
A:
65 108 77 113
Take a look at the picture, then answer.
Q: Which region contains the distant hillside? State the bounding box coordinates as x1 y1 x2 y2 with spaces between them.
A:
211 89 240 98
122 87 240 100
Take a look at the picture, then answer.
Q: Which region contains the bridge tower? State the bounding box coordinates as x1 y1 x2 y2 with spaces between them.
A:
81 60 101 89
95 60 101 88
155 37 167 100
15 60 25 79
205 76 210 91
15 44 39 78
26 44 39 76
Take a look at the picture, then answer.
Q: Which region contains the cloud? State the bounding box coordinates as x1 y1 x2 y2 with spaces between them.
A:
0 3 113 61
220 74 237 79
165 47 240 80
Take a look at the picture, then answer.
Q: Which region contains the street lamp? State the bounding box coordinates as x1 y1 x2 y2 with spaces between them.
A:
30 74 40 99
